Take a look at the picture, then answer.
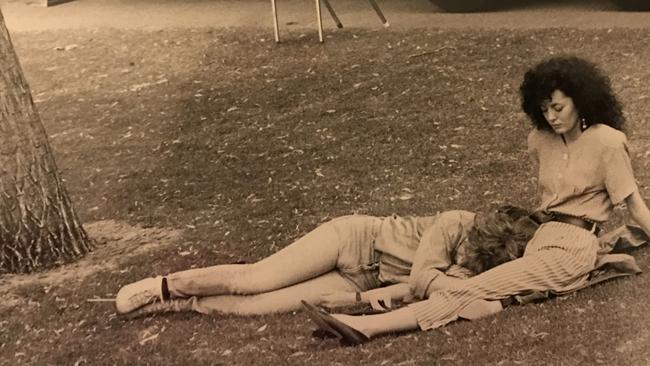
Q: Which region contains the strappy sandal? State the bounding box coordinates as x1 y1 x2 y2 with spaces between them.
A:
301 300 370 346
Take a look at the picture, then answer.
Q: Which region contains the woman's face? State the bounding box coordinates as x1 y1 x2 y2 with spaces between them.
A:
540 89 581 137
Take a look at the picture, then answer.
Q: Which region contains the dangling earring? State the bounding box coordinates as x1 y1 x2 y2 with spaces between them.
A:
581 118 587 131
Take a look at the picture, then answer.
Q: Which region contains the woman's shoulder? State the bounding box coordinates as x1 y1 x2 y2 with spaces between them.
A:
436 210 476 227
527 128 556 146
586 124 628 148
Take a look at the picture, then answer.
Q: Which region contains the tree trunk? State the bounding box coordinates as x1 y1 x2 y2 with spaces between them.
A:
0 10 92 273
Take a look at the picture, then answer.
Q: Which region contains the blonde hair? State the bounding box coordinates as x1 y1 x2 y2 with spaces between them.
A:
461 209 536 275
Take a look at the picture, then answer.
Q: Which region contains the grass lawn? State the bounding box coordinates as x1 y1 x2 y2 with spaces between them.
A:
1 26 649 365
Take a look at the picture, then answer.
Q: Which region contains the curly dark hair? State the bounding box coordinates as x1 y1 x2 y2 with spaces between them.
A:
461 208 537 275
519 56 624 132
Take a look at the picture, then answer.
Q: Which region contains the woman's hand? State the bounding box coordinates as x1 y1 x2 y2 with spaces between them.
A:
317 291 357 308
361 288 394 311
317 284 412 311
317 289 392 311
626 190 650 237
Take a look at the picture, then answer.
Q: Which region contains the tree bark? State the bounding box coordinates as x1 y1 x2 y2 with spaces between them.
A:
0 10 92 273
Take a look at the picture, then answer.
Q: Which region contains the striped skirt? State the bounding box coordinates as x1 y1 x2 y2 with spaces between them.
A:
409 221 599 330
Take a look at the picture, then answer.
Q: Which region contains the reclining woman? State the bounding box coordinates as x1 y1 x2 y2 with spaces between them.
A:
303 55 650 345
115 206 535 317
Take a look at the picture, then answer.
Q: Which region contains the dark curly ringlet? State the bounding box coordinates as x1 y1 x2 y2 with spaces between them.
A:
461 210 533 275
519 56 624 132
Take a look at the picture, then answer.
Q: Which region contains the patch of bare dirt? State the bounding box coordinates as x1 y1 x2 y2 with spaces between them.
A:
0 220 181 308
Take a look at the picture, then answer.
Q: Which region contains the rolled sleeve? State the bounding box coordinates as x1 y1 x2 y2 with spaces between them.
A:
411 268 445 299
603 138 638 205
409 211 473 299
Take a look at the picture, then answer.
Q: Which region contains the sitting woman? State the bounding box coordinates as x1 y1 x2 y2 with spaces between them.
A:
115 206 535 317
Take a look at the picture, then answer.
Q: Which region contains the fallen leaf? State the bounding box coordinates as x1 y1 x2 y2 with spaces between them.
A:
139 333 159 346
398 193 414 201
530 331 549 339
129 79 167 92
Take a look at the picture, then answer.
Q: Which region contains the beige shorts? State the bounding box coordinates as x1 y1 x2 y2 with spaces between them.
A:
325 215 384 291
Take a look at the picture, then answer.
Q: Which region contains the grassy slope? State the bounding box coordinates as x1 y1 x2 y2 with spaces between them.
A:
1 27 649 365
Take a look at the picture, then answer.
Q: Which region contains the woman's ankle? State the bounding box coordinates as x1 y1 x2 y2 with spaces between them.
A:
331 314 374 338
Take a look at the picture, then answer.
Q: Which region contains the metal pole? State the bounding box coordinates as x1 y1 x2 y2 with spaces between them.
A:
367 0 389 27
315 0 323 42
321 0 343 28
271 0 280 42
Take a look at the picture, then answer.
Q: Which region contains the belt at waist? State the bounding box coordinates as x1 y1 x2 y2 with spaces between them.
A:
530 211 600 235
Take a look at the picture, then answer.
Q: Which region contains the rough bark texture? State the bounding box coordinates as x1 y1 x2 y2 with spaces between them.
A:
0 10 92 273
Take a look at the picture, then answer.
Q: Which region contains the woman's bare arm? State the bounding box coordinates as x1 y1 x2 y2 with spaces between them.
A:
625 190 650 236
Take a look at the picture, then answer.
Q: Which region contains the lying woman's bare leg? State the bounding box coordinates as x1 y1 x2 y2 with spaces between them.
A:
130 271 357 316
116 215 380 313
166 216 379 297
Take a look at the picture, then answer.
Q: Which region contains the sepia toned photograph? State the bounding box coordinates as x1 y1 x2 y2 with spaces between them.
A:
1 0 649 364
